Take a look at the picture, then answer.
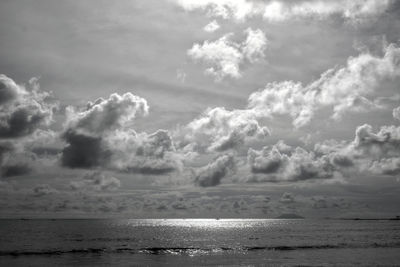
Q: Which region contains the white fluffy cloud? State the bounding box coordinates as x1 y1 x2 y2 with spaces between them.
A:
248 142 334 182
175 0 392 23
313 123 400 177
175 0 259 21
188 28 267 80
64 92 149 135
176 107 269 152
248 44 400 128
107 129 183 174
262 0 392 23
203 20 220 32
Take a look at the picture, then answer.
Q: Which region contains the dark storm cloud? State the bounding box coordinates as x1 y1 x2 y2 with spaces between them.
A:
61 130 111 168
0 75 56 139
1 163 31 177
193 154 235 187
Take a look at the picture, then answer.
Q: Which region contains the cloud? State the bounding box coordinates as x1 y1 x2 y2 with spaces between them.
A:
176 69 186 83
61 92 146 169
0 75 60 176
64 92 148 135
193 154 235 187
203 20 220 32
393 106 400 121
242 28 268 63
70 172 121 192
1 163 31 177
187 28 267 80
107 129 182 174
262 0 392 23
248 142 335 182
279 192 295 204
313 123 400 177
175 0 392 24
352 124 400 158
248 44 400 128
32 184 58 197
175 0 259 21
369 157 400 175
62 92 183 174
61 129 111 168
176 107 269 152
0 75 56 138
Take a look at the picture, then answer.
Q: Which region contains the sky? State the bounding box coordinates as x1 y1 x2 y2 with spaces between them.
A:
0 0 400 218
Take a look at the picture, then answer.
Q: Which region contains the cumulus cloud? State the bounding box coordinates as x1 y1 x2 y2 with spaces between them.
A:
248 44 400 128
70 172 121 192
107 129 182 174
175 0 392 24
0 75 59 177
313 123 400 177
176 107 269 152
248 142 334 182
242 28 268 63
0 75 56 138
193 154 235 187
352 124 400 159
187 28 267 80
203 20 220 32
61 92 148 168
61 92 183 175
64 92 148 135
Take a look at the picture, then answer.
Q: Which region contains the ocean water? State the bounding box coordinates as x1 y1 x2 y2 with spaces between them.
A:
0 219 399 266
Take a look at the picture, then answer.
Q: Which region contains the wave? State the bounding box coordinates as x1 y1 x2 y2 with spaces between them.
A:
1 243 400 257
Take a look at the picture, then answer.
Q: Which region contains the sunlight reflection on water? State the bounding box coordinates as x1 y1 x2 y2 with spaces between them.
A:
125 218 289 229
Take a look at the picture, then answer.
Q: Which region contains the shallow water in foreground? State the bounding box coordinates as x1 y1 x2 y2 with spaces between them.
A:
0 219 399 266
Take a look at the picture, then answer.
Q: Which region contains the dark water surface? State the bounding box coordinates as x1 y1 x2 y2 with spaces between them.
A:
0 219 399 266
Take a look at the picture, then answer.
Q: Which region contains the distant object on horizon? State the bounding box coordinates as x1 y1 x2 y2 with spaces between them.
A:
276 213 304 219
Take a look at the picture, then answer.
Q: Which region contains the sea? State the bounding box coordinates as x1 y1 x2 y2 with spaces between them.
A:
0 218 399 266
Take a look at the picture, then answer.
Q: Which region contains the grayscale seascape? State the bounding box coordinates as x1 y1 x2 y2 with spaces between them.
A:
1 0 400 266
